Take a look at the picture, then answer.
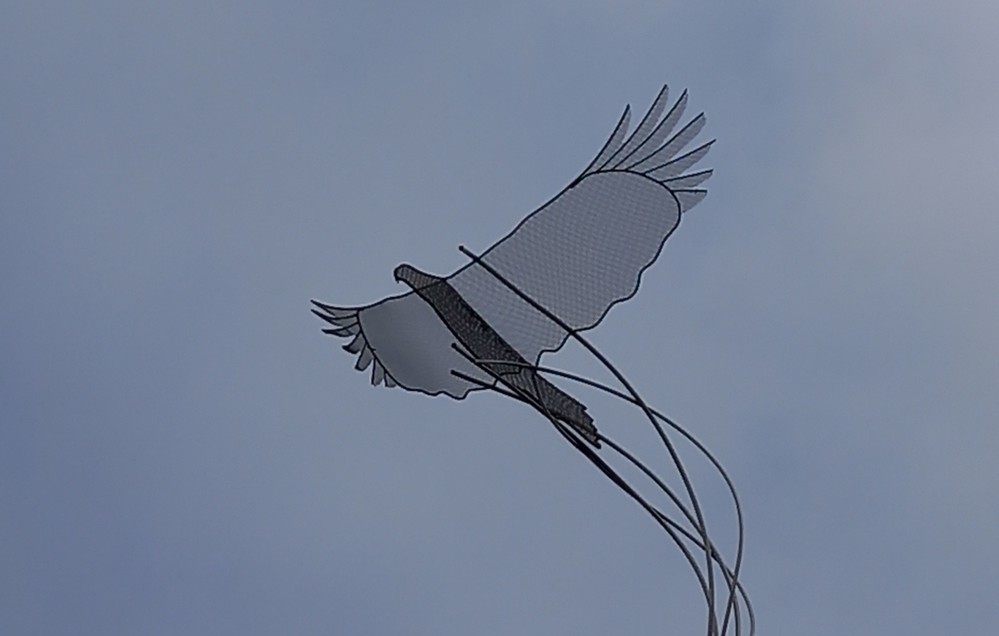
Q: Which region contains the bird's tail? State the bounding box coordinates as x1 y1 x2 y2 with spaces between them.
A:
559 409 600 448
507 368 600 447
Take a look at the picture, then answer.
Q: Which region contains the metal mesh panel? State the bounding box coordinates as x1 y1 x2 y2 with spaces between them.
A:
450 171 682 362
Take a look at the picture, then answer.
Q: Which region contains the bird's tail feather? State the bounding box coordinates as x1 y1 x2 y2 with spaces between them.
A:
507 368 601 447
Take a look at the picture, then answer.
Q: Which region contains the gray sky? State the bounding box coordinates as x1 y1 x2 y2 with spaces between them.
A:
3 2 997 634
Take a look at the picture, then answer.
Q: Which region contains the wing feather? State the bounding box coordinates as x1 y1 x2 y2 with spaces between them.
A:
342 332 364 354
615 90 688 170
646 141 715 180
354 345 374 371
599 85 669 170
671 189 708 210
322 324 360 337
629 113 707 172
371 361 386 386
580 105 631 176
661 169 713 190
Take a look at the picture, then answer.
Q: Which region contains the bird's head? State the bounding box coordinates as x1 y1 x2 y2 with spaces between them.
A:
393 263 440 291
393 263 414 284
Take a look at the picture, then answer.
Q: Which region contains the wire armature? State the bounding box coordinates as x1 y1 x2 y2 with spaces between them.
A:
452 246 754 636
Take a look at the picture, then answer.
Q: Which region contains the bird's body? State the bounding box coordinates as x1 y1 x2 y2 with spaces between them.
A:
393 264 598 445
313 85 713 446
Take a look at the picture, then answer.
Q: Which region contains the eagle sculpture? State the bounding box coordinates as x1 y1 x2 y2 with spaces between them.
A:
312 85 713 447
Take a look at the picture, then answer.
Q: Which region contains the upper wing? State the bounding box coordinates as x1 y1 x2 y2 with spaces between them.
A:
448 86 713 363
312 294 496 398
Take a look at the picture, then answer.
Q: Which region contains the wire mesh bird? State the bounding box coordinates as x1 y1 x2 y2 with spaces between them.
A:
312 86 754 636
312 85 712 447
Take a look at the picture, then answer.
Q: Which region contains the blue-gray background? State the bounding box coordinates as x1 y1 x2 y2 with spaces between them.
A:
3 2 996 634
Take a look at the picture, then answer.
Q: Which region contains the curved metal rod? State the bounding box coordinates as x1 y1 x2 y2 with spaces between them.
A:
462 359 751 636
600 440 752 636
447 348 719 626
458 361 714 571
453 364 753 636
458 245 721 635
597 434 752 636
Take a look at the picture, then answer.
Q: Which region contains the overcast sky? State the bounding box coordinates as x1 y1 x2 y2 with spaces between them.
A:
3 2 997 634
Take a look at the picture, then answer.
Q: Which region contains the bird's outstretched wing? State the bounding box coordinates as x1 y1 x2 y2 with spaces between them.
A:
312 295 495 398
447 85 713 364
